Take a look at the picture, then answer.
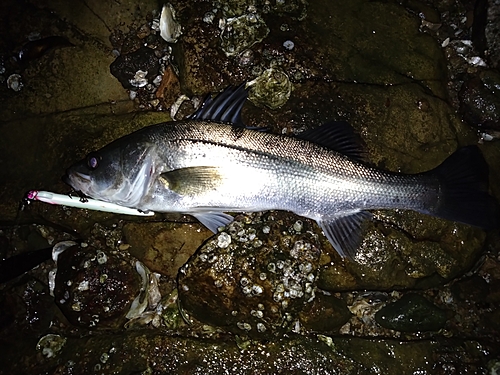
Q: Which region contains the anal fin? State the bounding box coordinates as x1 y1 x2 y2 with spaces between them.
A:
317 211 372 259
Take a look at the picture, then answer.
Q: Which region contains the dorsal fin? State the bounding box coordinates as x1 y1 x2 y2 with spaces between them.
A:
297 121 364 161
188 84 248 126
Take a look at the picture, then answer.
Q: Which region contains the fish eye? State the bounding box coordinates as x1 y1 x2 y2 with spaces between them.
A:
87 153 100 170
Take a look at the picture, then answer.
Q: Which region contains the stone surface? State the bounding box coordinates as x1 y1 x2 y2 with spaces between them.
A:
299 293 352 332
375 293 447 333
54 244 141 329
178 213 321 338
459 69 500 131
122 221 212 281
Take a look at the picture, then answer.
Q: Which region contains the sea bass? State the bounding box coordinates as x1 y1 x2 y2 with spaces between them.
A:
64 85 499 259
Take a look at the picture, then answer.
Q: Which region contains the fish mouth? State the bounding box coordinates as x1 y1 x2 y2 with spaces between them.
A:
62 171 91 191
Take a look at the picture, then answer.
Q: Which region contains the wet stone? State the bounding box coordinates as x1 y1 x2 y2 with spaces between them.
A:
459 70 500 132
318 210 485 292
299 293 351 332
54 244 141 329
220 13 269 57
122 222 211 284
375 293 447 333
110 46 160 89
178 212 321 338
451 275 489 302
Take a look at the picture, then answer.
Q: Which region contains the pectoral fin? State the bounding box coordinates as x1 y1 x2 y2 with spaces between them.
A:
192 212 234 233
317 211 372 259
159 167 224 196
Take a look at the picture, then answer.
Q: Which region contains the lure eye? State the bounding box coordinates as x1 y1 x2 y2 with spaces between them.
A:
87 153 100 170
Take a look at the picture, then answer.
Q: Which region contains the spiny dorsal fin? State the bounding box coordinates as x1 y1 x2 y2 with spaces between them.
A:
189 84 248 126
298 121 365 161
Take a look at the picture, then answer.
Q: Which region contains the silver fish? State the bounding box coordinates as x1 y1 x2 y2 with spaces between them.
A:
65 85 499 259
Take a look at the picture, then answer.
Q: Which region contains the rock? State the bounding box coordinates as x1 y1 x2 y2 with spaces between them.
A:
178 212 321 337
318 211 485 292
375 293 447 332
110 46 160 89
459 70 500 131
451 275 489 302
54 244 141 329
299 293 351 332
471 0 500 69
122 221 211 281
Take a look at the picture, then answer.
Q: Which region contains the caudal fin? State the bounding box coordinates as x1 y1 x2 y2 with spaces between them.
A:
431 146 499 230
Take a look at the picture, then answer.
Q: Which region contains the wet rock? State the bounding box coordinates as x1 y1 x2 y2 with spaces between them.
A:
178 212 321 337
220 12 269 57
451 275 489 302
459 70 500 131
3 333 365 375
375 293 447 332
2 277 55 335
484 309 500 331
110 46 160 89
54 244 141 329
471 0 500 69
299 293 351 332
486 279 500 306
484 1 500 69
318 210 485 292
122 221 211 283
5 330 500 375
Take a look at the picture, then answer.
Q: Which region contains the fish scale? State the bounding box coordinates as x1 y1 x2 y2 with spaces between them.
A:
150 121 437 214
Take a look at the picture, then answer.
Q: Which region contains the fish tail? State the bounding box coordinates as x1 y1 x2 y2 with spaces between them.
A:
429 146 499 230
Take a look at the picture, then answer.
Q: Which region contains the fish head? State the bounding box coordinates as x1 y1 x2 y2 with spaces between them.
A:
64 139 157 208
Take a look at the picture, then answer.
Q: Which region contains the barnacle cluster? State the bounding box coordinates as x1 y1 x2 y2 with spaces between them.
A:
178 213 321 337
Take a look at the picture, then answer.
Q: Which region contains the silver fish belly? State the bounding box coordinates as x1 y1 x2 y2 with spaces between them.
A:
65 85 499 259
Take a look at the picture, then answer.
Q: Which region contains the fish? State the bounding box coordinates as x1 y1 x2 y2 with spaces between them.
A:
64 85 500 259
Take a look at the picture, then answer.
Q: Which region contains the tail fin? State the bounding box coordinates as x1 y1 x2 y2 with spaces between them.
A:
431 146 499 230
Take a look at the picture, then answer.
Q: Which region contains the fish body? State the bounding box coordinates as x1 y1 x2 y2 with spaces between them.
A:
65 86 499 259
